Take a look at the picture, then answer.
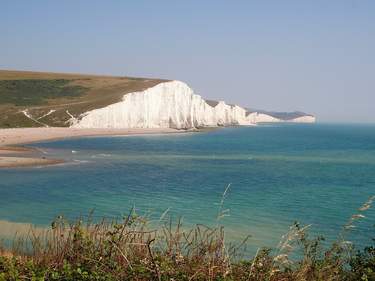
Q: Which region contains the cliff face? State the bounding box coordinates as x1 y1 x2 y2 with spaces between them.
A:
70 80 316 129
246 112 316 123
0 70 167 128
246 112 282 123
289 116 316 123
245 106 319 123
71 81 250 129
0 70 316 129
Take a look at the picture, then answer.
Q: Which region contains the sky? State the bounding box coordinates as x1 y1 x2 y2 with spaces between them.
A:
1 1 374 123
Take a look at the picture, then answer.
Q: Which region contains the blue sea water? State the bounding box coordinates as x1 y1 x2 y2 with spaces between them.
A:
1 123 375 252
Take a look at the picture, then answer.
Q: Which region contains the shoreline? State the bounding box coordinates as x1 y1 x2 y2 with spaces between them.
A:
0 127 186 168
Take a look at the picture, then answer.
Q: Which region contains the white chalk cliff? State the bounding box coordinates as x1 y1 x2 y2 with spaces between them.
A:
71 80 315 129
288 116 316 123
246 112 282 123
246 112 316 123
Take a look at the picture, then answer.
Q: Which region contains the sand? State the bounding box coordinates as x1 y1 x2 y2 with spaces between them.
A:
0 156 63 168
0 127 182 168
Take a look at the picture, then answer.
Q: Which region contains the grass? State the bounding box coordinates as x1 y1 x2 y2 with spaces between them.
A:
0 79 87 106
0 70 167 128
0 195 374 280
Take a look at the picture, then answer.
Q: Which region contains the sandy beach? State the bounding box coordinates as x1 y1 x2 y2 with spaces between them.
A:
0 127 181 168
0 156 64 168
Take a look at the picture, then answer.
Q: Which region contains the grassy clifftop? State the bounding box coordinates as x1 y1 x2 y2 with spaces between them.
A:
0 70 167 128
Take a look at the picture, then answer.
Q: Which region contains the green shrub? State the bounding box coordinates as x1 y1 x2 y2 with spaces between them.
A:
0 195 374 280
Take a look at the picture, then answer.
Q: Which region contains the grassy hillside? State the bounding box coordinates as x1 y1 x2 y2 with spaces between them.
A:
0 70 167 128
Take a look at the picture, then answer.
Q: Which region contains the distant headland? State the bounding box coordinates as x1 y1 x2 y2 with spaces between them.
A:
0 70 315 130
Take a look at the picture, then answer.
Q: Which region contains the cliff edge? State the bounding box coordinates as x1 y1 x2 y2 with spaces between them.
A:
0 70 315 129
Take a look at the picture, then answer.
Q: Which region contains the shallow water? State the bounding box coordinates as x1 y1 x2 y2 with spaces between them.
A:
1 124 375 251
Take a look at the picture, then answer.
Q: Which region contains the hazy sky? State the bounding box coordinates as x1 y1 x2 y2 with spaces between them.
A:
1 1 374 122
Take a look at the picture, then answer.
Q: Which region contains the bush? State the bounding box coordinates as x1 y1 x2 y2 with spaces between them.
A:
1 195 374 280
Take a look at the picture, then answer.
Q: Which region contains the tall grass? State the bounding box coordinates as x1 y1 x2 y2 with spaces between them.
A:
0 194 374 280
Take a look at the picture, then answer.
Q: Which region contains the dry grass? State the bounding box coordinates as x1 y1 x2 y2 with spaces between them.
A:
0 194 374 280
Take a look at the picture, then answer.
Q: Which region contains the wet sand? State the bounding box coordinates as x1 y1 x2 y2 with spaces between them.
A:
0 156 64 168
0 127 182 168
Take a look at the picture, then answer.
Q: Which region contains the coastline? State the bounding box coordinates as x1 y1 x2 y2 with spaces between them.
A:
0 127 183 168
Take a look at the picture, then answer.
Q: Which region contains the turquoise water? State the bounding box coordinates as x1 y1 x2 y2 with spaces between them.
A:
1 124 375 251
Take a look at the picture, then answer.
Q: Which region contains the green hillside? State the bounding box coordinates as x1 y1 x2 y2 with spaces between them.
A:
0 70 166 128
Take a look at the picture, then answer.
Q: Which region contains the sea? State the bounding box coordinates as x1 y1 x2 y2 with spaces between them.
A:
1 123 375 253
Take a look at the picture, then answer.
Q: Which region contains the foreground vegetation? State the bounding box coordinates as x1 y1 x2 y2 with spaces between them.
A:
1 196 374 280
